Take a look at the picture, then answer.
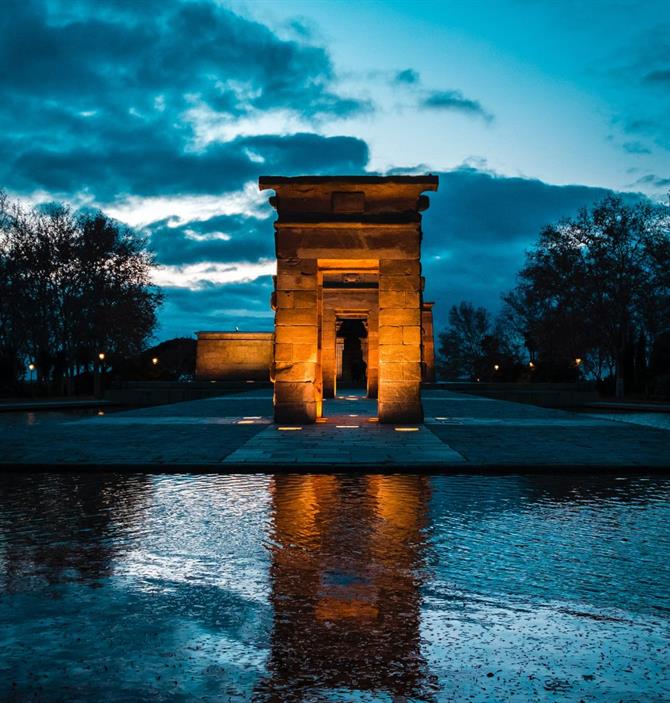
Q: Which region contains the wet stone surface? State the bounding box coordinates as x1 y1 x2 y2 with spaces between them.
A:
0 473 668 701
0 389 669 468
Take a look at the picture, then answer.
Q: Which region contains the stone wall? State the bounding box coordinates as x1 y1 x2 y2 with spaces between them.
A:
195 332 273 381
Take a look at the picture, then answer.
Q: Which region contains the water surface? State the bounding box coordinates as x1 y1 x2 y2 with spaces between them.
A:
0 473 668 702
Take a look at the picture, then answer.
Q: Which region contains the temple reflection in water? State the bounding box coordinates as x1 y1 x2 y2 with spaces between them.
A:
256 474 436 702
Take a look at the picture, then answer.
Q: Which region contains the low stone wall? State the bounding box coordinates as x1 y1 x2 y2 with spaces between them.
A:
105 380 272 406
195 332 273 381
424 382 599 408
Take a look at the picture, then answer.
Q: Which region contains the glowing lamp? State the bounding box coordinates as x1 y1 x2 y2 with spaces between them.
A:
151 357 158 365
98 352 105 361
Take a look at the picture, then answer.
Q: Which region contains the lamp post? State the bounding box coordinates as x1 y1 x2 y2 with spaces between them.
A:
95 352 105 399
152 357 158 366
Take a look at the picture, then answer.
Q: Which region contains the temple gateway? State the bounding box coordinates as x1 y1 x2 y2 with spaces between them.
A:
196 175 438 424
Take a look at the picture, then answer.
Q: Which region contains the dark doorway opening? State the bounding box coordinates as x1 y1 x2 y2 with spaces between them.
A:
336 319 368 390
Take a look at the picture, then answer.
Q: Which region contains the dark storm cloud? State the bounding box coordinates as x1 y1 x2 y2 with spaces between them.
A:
0 0 366 118
153 166 641 337
165 279 275 316
421 90 494 123
147 214 273 266
159 278 275 338
0 0 370 199
419 167 643 330
6 132 369 200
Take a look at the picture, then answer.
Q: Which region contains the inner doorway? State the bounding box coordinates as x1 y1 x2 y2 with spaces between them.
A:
336 318 368 392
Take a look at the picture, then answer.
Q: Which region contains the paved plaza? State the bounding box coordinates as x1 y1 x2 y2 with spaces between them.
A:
1 389 668 470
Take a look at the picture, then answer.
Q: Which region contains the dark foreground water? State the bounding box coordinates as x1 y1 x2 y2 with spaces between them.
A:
0 474 668 703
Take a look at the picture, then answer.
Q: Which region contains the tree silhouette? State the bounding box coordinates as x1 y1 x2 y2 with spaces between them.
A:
0 192 162 394
503 195 670 396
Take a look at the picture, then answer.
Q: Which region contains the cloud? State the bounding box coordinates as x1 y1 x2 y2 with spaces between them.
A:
4 132 369 201
152 261 276 289
393 69 420 85
643 69 670 85
622 141 652 154
620 117 670 151
418 167 645 331
634 174 670 188
146 213 273 267
145 166 643 339
0 0 371 201
421 90 494 123
158 278 276 338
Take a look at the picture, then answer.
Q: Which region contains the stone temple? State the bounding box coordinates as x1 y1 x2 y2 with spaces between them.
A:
196 175 438 424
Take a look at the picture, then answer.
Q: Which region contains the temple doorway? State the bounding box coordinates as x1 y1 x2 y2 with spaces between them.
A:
336 318 368 391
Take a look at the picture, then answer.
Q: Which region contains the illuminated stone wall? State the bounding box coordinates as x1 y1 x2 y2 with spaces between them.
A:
195 332 273 381
422 301 436 383
260 175 438 424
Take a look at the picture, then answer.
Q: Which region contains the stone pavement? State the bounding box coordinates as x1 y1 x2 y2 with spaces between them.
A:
0 390 668 470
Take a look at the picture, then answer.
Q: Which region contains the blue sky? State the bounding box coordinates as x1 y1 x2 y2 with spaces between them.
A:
1 0 668 339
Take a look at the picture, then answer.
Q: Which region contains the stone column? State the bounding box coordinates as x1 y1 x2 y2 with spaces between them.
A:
421 302 436 383
367 306 379 398
272 258 319 423
321 308 337 398
378 259 423 423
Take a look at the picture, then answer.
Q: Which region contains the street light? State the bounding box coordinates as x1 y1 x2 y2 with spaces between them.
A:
96 353 105 399
493 364 500 371
575 357 582 366
28 363 35 384
529 361 535 369
152 357 158 366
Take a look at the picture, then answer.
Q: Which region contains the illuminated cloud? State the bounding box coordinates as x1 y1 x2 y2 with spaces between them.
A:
152 260 276 290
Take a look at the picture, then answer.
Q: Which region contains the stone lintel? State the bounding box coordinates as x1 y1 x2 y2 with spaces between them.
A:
276 228 421 261
260 175 438 221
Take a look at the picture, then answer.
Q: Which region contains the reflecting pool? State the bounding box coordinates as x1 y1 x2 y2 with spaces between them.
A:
0 474 668 702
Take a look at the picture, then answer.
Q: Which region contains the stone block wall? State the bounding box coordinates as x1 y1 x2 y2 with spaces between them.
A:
195 332 273 381
378 259 423 423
